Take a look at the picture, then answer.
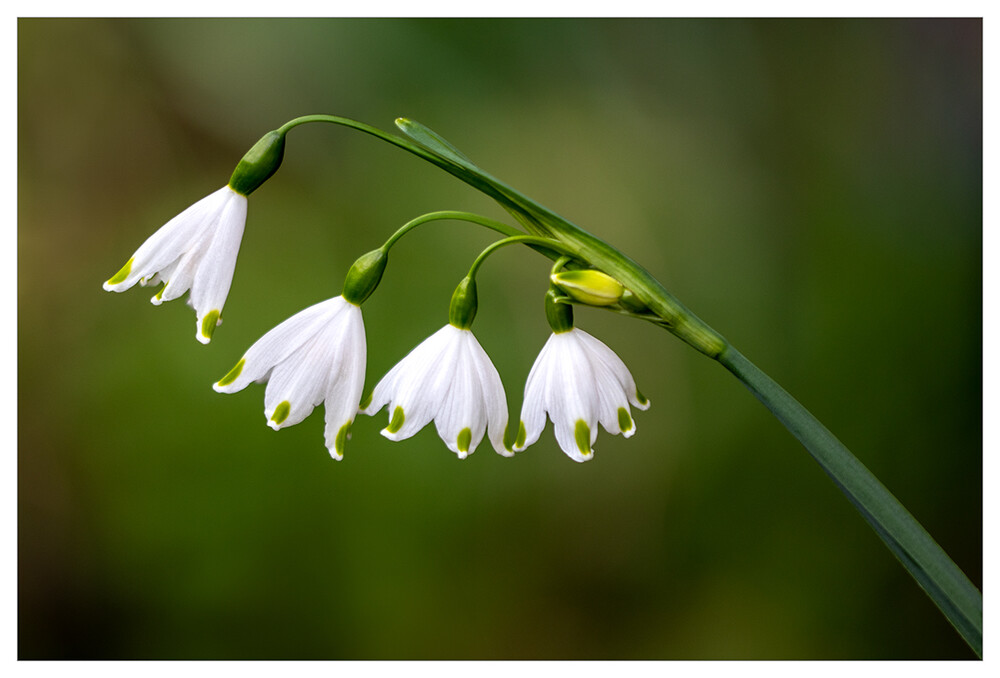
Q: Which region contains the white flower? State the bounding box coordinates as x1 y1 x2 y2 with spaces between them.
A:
212 296 366 460
361 324 510 459
514 328 649 462
103 185 248 344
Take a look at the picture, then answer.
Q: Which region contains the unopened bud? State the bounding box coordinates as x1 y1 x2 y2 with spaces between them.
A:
550 269 625 307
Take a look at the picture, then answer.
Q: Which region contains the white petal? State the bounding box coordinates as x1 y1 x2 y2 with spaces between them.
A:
361 325 449 416
467 333 511 456
104 186 232 292
434 349 480 458
262 333 331 430
213 297 348 394
190 190 248 343
322 306 367 460
516 334 559 452
261 303 364 430
576 329 649 411
548 331 600 461
390 329 463 441
365 325 460 441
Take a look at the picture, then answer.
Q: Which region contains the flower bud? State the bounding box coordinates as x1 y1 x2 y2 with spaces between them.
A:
448 276 479 329
342 248 388 305
228 130 287 196
550 269 625 307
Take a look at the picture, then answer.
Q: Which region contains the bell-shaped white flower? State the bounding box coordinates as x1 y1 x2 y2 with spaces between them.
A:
361 324 511 459
514 327 650 462
212 296 366 460
103 185 248 344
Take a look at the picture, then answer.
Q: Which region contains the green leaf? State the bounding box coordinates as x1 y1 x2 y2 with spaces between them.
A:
720 347 982 657
395 118 475 166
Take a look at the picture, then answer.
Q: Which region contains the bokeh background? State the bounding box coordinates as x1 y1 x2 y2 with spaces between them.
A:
18 18 982 659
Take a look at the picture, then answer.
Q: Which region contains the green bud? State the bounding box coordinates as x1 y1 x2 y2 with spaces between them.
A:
545 286 574 334
448 276 478 329
550 269 625 307
227 130 286 196
342 248 389 305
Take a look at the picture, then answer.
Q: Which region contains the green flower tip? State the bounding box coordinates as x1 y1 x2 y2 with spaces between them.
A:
334 421 352 458
574 420 592 456
387 406 405 434
270 400 291 426
359 391 373 412
228 129 286 196
617 407 633 433
514 420 527 450
105 257 133 288
457 427 472 455
216 358 246 388
199 310 221 343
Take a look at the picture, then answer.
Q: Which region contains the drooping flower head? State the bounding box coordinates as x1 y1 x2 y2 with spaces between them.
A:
211 249 386 459
514 287 649 462
103 186 247 343
102 130 286 343
361 276 510 458
213 296 366 460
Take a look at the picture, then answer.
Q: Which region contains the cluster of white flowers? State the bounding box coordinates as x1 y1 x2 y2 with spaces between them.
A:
104 128 650 464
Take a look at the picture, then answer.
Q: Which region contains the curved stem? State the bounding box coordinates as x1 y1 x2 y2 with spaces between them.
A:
466 235 574 280
381 211 522 251
550 255 574 277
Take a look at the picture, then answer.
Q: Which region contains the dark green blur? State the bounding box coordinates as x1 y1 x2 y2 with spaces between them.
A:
18 18 981 659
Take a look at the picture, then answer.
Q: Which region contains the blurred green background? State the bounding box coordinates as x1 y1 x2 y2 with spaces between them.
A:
18 18 981 659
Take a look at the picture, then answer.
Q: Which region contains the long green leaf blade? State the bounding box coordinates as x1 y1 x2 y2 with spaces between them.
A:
719 347 982 656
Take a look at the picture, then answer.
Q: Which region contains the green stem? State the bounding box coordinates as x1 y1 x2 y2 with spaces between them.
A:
550 255 574 277
466 235 573 279
718 345 983 657
381 211 522 251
